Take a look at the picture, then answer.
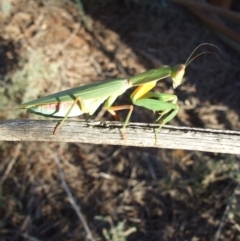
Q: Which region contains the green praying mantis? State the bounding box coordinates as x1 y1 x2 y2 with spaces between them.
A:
20 43 219 140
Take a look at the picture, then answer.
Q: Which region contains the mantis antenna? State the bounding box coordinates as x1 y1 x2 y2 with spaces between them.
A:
184 43 221 67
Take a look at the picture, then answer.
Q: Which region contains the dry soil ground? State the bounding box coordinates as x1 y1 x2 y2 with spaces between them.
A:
0 0 240 240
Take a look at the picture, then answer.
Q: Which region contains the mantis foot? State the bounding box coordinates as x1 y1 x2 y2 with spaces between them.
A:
120 128 127 141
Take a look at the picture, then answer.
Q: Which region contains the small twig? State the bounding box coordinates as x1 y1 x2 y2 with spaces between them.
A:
0 143 22 185
50 23 81 59
170 0 240 23
54 154 94 241
189 8 240 43
212 183 240 241
21 233 42 241
75 0 90 30
116 164 137 214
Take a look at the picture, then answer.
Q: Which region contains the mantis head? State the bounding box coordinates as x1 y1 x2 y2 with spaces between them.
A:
171 64 186 89
171 43 220 89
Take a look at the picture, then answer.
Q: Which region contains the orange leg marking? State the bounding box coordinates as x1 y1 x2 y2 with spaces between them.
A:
107 105 134 140
107 105 133 120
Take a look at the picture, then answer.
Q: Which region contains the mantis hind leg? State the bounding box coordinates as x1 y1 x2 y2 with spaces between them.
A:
53 96 83 134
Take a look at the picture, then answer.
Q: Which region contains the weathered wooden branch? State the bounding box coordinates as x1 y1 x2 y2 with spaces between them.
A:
0 120 239 154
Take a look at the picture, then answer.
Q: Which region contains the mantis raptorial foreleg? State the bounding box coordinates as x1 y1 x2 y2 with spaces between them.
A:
130 83 179 143
143 92 179 143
